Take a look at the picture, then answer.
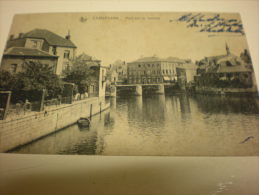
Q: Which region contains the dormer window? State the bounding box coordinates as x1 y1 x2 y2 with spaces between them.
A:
26 39 42 49
31 40 41 48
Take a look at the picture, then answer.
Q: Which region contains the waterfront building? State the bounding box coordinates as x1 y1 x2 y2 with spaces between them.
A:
0 47 58 74
195 44 257 91
75 53 107 97
127 56 191 84
4 29 77 75
176 63 197 89
106 65 118 85
113 60 128 84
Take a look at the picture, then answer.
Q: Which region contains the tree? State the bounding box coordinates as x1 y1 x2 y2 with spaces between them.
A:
0 70 16 90
14 61 63 98
63 56 97 94
240 49 252 64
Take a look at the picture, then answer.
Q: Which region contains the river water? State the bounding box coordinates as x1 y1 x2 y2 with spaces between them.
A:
12 94 259 156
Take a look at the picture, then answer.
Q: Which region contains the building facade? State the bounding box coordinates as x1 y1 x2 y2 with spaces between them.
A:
127 56 191 84
1 47 58 74
176 63 197 89
106 66 118 85
112 60 128 84
5 29 77 75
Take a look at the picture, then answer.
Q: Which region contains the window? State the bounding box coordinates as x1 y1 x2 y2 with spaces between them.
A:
63 62 70 70
244 73 249 78
10 64 17 73
138 64 141 68
52 46 57 55
64 50 70 59
30 40 40 48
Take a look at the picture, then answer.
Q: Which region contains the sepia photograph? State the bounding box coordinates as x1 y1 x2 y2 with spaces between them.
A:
0 12 258 156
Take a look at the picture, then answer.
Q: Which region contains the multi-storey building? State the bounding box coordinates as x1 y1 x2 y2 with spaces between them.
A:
4 29 77 75
127 56 191 84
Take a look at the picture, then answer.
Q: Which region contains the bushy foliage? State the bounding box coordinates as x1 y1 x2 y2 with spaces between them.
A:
63 56 97 94
0 70 16 90
1 61 63 98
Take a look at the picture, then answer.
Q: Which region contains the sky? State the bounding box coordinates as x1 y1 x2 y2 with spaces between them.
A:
8 12 250 66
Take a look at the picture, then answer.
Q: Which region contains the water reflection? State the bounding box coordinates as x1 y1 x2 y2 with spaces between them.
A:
12 94 259 156
194 95 259 114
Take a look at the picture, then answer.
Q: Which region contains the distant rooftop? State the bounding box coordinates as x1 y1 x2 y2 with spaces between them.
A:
217 64 252 73
129 56 191 64
77 53 101 62
4 47 58 58
22 29 77 48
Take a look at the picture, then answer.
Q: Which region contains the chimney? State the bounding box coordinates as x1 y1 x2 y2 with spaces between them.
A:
9 34 14 40
65 30 71 40
18 33 24 38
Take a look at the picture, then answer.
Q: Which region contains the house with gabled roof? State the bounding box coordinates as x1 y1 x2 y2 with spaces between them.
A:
4 29 77 75
1 47 58 74
195 43 257 93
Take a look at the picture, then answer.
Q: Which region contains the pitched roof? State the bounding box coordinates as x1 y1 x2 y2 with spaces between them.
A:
129 56 190 64
176 63 197 70
4 47 58 58
166 57 191 63
130 56 163 63
22 29 77 48
217 65 252 73
205 54 228 62
77 53 100 62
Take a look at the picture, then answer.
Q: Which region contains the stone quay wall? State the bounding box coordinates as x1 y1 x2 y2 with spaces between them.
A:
195 86 258 95
0 97 110 152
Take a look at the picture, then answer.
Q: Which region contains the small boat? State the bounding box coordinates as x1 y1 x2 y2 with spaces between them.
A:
77 117 91 127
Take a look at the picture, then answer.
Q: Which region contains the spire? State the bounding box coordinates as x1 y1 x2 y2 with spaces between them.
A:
226 42 230 55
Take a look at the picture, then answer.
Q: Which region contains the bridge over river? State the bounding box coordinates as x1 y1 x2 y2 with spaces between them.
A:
109 83 178 96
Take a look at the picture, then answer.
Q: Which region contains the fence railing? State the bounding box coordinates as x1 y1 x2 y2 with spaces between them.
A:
2 94 98 120
5 101 41 119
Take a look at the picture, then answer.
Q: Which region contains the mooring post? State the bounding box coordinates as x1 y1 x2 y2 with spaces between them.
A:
0 91 11 120
90 104 92 120
39 89 46 112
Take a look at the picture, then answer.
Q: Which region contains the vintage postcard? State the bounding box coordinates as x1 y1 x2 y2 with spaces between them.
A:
0 12 258 156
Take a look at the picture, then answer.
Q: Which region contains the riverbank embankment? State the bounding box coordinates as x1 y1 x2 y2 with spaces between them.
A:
0 97 110 152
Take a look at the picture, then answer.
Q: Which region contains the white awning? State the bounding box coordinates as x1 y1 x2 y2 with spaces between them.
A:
163 76 170 81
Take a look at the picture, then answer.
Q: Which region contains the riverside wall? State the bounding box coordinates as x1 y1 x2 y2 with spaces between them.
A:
0 97 110 152
195 86 258 95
